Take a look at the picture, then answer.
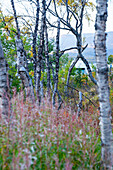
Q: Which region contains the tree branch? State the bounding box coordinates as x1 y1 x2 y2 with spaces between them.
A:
11 0 21 37
80 54 97 85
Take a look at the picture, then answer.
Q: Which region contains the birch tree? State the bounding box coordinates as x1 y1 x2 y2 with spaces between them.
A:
32 0 40 90
44 1 51 99
36 0 52 103
48 0 97 88
45 23 51 99
95 0 113 168
36 0 45 104
11 0 34 99
0 39 9 115
52 19 62 108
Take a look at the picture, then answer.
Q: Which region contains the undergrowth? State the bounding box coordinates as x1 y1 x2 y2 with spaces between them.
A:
0 91 101 170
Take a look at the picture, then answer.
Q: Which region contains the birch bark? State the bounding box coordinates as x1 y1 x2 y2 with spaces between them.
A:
52 19 62 108
33 0 40 89
36 0 45 104
0 39 9 115
11 0 34 99
45 22 50 99
15 37 34 98
95 0 112 168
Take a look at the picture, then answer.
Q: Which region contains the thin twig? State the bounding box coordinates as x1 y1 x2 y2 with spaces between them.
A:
63 83 98 108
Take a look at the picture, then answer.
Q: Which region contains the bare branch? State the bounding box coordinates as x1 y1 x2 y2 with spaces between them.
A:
66 0 69 23
46 17 70 31
59 47 78 57
46 0 52 10
80 1 86 35
21 17 33 34
66 56 79 87
11 0 20 36
80 54 97 85
51 0 78 35
63 83 97 107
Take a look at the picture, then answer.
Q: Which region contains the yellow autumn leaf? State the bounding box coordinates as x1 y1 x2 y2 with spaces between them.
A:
6 36 8 40
59 0 62 3
9 16 14 20
57 0 71 5
68 0 71 5
30 47 33 57
29 70 34 77
4 16 9 22
4 25 8 29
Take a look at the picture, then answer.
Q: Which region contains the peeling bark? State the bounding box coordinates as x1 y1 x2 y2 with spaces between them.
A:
33 0 40 88
36 0 45 104
45 23 50 99
11 0 34 99
95 0 112 168
15 37 34 98
52 19 62 108
77 91 82 117
0 39 9 116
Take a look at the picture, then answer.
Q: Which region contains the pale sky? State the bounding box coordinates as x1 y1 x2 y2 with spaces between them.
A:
83 0 113 33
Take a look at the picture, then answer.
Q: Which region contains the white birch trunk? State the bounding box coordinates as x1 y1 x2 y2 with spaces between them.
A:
77 91 82 117
16 36 34 99
36 0 45 104
95 0 113 168
52 19 61 107
11 0 34 99
0 39 9 115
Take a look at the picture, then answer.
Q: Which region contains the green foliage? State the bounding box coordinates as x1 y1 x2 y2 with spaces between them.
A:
71 69 88 88
108 55 113 64
110 86 113 118
58 55 88 89
0 12 34 92
0 18 21 93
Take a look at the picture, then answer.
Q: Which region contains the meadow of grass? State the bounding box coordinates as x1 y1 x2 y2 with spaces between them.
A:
0 90 102 170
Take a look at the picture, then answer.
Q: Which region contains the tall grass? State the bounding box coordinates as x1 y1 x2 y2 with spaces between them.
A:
0 91 101 169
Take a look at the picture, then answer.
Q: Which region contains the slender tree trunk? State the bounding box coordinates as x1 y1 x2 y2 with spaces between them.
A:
33 0 39 89
0 39 9 116
77 91 82 117
36 32 42 104
11 0 34 99
10 0 20 36
45 22 50 99
52 19 62 108
15 37 34 98
36 0 45 104
95 0 112 168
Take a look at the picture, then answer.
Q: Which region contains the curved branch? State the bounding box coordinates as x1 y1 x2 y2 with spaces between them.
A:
80 55 97 85
46 18 70 31
66 56 79 86
59 44 88 57
51 1 78 35
46 0 52 10
59 47 78 57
